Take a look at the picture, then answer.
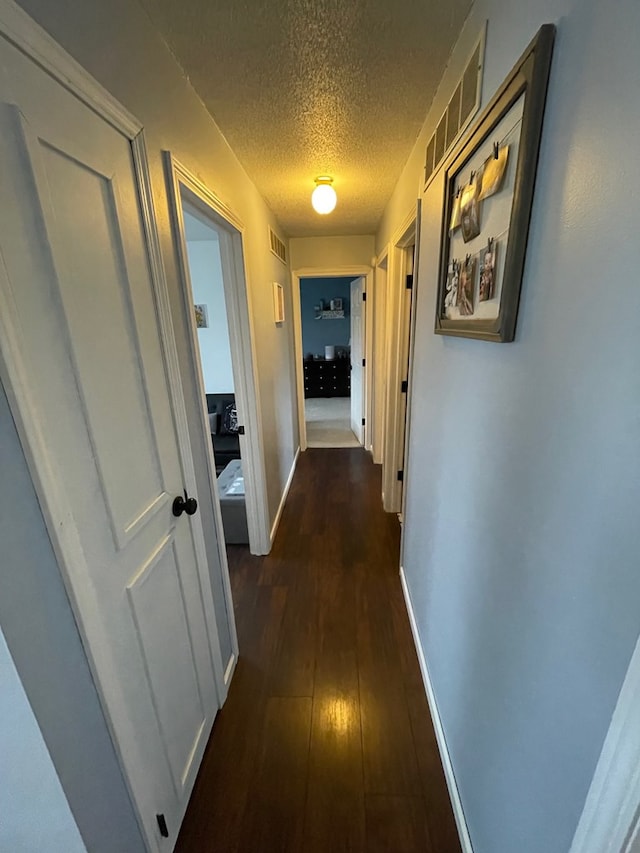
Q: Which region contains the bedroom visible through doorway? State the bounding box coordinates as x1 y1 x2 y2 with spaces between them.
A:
300 275 362 448
181 206 249 547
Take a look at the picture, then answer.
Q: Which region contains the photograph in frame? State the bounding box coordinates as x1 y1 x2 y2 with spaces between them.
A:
194 304 208 328
434 24 556 342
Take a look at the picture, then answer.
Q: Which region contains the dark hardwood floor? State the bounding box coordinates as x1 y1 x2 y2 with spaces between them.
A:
176 448 461 853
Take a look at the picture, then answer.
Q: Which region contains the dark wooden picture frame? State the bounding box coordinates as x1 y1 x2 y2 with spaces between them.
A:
435 24 555 342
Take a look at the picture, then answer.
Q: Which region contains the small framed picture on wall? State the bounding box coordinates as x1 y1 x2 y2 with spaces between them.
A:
273 282 285 324
434 25 555 342
194 304 209 328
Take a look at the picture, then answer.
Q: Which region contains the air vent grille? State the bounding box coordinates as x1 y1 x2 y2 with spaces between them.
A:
424 28 485 188
269 227 287 265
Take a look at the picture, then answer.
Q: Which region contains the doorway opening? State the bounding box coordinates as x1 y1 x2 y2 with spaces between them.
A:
166 155 271 557
181 206 247 546
292 267 373 451
301 275 357 448
381 208 418 515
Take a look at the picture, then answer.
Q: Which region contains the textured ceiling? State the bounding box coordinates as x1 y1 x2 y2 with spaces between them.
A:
140 0 472 237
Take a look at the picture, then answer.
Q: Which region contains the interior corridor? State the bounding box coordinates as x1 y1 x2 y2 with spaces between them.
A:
176 448 460 853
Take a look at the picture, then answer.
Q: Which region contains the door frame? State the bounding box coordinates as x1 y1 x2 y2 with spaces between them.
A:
292 265 373 451
569 628 640 852
349 275 367 445
371 248 389 465
0 2 225 848
381 208 417 513
165 154 271 559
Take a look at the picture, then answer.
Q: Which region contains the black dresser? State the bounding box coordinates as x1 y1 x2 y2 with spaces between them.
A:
303 358 350 398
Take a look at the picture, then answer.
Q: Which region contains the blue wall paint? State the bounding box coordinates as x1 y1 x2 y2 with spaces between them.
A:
0 385 145 852
402 1 640 852
300 277 352 357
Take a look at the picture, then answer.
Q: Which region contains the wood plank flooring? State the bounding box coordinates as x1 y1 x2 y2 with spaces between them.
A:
176 448 461 853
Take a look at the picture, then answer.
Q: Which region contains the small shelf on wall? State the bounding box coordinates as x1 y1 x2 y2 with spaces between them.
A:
315 309 345 320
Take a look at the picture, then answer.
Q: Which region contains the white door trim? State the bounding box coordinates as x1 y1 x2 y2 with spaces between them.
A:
291 265 373 452
0 3 225 848
382 208 417 513
371 247 389 465
164 155 271 557
399 200 422 567
349 276 366 444
569 630 640 853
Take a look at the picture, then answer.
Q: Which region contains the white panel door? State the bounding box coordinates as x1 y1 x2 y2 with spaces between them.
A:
0 35 222 851
350 277 365 444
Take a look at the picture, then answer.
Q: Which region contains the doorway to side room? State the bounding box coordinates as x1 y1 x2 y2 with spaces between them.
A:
298 275 362 448
166 156 271 557
382 209 419 516
181 207 249 547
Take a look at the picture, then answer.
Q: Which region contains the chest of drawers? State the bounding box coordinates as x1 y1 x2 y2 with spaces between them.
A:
303 358 350 398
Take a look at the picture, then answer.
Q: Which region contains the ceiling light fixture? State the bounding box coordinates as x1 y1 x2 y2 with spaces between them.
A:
311 176 337 215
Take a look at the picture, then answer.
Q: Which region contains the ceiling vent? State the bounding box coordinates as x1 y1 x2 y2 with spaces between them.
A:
269 227 287 266
424 26 486 188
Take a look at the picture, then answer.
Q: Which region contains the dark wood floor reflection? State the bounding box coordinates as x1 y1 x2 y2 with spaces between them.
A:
176 448 461 853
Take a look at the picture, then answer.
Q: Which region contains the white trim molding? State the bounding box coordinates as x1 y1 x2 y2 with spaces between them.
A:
270 446 300 545
399 566 474 853
570 630 640 853
223 652 237 687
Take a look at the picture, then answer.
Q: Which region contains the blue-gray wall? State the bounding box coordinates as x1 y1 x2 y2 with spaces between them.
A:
0 384 145 852
300 276 352 357
402 1 640 851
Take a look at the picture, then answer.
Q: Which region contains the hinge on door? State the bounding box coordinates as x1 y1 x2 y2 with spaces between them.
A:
237 425 245 435
397 470 404 482
157 814 169 839
361 418 366 427
362 292 367 302
406 274 413 290
401 380 408 393
362 358 366 367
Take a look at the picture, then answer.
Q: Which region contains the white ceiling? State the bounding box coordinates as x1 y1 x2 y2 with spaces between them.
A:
140 0 472 237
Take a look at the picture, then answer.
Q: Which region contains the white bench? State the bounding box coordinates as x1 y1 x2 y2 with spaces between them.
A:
216 459 248 544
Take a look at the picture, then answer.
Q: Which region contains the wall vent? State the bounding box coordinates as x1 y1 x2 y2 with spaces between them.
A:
424 25 486 189
269 227 287 265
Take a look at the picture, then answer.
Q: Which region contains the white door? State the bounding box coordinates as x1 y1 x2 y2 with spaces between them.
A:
397 247 416 511
350 277 366 443
0 34 222 851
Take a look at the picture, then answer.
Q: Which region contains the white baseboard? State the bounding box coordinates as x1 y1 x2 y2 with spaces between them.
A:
399 566 474 853
223 652 236 687
270 447 300 545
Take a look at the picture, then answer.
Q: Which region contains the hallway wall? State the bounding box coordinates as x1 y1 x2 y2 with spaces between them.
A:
380 1 640 852
0 625 86 853
290 235 375 270
0 384 145 852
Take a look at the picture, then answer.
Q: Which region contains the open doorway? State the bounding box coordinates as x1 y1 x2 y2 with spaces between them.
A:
181 207 247 546
298 275 362 448
165 155 271 556
381 207 419 515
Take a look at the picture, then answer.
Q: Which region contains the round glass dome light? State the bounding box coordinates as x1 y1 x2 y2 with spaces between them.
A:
311 177 337 215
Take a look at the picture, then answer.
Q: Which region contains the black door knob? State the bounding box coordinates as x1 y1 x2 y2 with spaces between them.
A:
172 489 198 518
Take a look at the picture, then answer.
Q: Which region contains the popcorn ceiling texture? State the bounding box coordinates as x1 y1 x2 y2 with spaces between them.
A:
139 0 471 236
